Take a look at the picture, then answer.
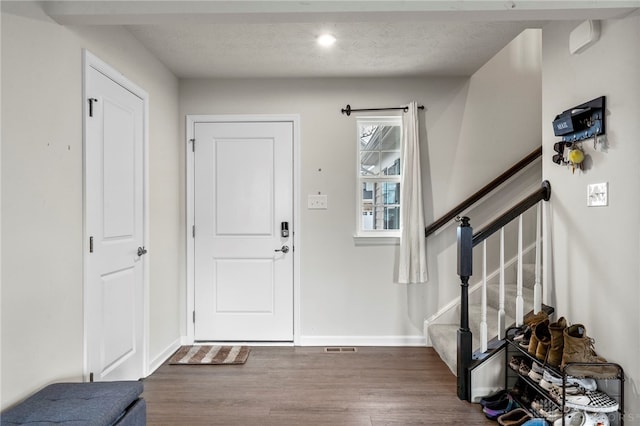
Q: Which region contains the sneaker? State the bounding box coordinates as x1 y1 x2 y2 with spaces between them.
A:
549 383 584 402
528 362 544 382
519 362 531 376
554 411 585 426
542 371 597 392
509 356 523 372
564 390 619 413
542 408 563 422
567 376 598 391
539 377 555 392
541 368 563 386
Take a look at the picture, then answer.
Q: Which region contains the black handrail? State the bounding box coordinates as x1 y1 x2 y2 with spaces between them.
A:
425 147 542 237
472 180 551 246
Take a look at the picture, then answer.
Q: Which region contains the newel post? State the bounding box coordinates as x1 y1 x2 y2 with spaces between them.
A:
457 216 473 401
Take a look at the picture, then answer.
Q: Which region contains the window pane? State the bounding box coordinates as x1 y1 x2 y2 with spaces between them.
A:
381 155 400 176
383 206 400 230
361 203 374 230
379 126 401 150
381 182 400 204
360 181 400 231
362 182 374 202
360 151 379 176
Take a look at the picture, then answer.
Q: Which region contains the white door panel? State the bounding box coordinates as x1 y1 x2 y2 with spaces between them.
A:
194 121 293 341
85 59 145 381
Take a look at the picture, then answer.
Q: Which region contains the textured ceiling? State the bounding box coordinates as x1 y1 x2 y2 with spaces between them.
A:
19 0 639 79
126 20 540 78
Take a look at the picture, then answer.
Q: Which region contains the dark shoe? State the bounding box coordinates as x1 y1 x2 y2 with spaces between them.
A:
513 326 531 348
480 389 508 408
497 408 533 426
483 394 518 421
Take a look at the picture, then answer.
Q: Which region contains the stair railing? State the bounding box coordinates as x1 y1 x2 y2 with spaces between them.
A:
425 146 542 237
456 180 551 401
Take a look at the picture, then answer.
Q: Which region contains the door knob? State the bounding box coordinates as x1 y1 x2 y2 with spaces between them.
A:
137 246 148 256
274 245 289 254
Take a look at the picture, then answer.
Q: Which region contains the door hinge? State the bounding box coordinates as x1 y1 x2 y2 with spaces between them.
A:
192 311 196 323
88 98 98 117
190 138 195 152
89 236 94 253
192 225 195 238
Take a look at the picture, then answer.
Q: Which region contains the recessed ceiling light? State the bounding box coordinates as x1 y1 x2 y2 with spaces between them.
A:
317 34 336 47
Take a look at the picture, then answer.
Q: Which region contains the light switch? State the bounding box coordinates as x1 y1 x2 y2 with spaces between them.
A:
587 182 608 207
308 194 328 209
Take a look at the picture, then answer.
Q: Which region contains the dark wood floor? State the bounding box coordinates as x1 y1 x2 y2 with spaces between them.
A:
142 346 495 425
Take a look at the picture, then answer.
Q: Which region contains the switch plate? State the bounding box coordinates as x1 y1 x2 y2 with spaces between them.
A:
308 194 328 209
587 182 608 207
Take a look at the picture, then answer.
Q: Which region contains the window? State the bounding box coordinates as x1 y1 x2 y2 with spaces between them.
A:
357 116 402 238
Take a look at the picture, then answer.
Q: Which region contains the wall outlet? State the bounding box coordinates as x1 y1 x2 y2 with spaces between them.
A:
587 182 608 207
308 194 328 209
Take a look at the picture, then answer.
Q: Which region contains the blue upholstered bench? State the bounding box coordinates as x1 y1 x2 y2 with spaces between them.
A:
1 381 145 426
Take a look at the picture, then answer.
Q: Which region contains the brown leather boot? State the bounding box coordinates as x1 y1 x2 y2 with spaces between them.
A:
534 320 551 362
547 317 567 367
523 310 548 327
527 318 548 357
524 311 548 357
561 324 619 378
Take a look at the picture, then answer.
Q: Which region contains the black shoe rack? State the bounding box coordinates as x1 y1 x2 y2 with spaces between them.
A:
505 326 624 425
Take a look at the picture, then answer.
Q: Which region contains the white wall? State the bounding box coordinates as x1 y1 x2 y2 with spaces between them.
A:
179 28 542 344
428 29 543 309
0 6 181 408
542 16 640 418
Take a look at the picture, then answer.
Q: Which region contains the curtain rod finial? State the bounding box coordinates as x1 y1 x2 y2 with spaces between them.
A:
341 104 352 116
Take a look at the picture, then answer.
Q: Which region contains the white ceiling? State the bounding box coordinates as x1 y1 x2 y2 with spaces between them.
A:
125 20 541 78
28 1 640 79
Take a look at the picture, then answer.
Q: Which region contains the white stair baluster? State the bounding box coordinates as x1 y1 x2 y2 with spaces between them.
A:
534 202 542 313
498 227 506 340
516 214 524 326
481 240 488 352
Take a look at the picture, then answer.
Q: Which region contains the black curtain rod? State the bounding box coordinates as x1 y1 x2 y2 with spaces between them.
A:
341 104 425 116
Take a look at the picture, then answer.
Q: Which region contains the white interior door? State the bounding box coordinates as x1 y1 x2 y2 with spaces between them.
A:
84 53 146 381
194 121 293 341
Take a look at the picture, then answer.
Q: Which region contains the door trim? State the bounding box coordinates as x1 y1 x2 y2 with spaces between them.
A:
185 114 301 345
83 50 150 379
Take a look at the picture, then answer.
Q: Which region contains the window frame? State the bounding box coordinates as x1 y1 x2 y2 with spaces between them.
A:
354 115 403 242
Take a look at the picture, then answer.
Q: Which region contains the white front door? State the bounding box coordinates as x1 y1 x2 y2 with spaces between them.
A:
84 52 146 381
193 120 294 341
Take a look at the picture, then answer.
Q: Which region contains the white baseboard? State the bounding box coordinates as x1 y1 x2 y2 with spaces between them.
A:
147 337 182 376
298 335 426 347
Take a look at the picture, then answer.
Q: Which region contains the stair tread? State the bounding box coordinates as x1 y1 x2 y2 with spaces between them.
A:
485 285 534 317
429 263 539 376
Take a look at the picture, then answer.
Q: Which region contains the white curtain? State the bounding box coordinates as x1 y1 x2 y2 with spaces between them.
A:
398 101 428 284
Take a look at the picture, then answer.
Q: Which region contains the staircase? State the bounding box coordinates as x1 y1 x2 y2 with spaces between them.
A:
428 263 536 376
425 180 551 401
